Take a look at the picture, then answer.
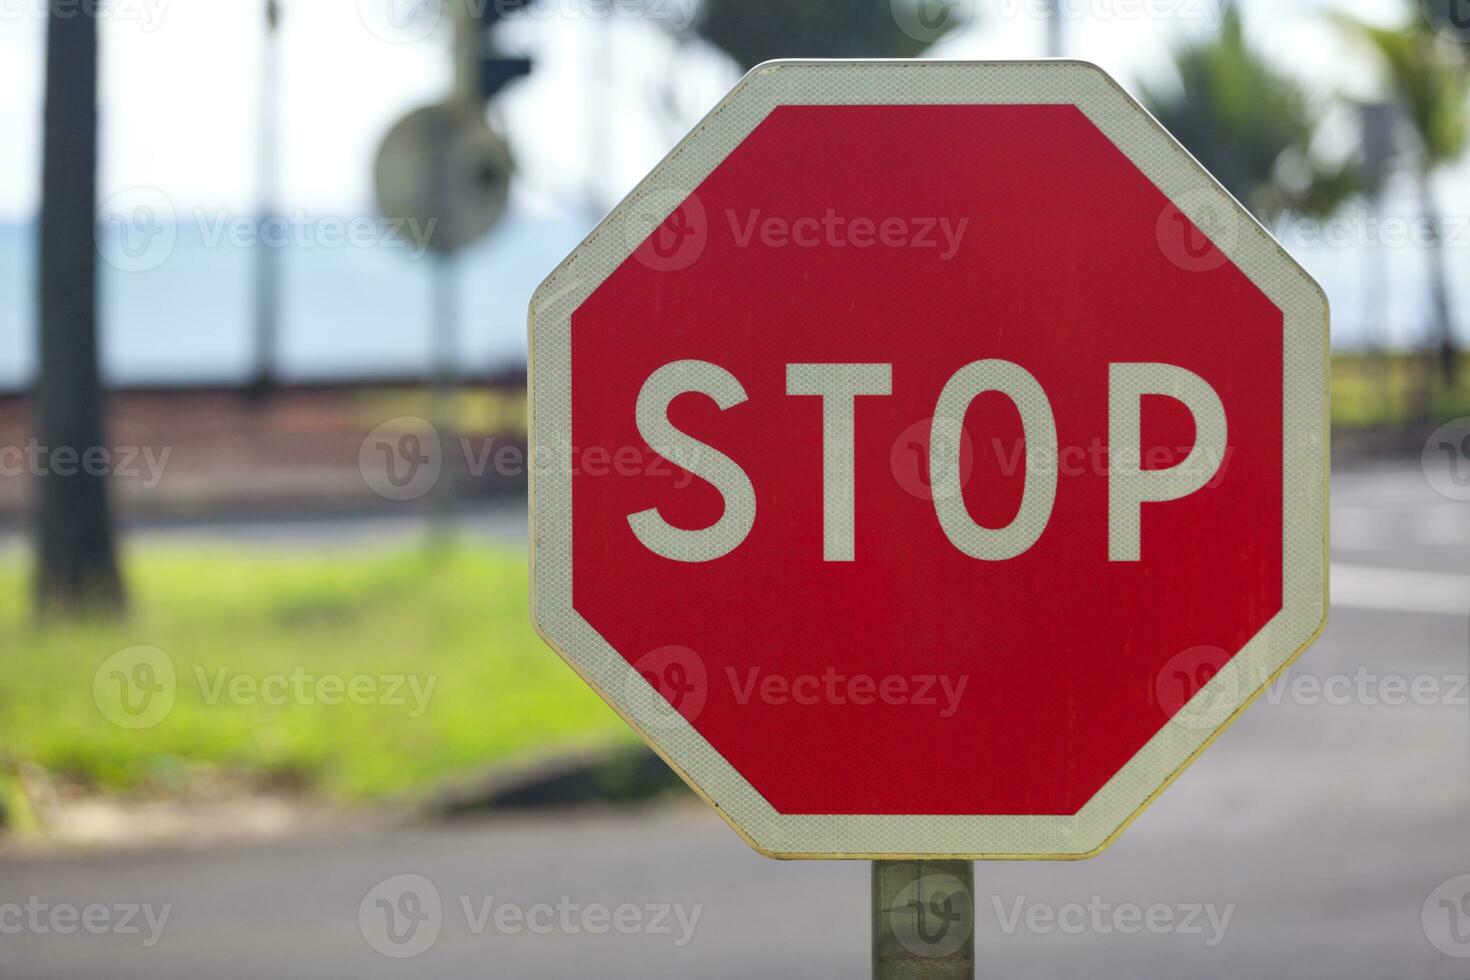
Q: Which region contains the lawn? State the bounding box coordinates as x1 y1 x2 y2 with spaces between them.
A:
0 545 628 816
1331 351 1470 430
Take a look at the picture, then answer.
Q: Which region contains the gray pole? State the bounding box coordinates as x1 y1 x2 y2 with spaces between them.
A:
427 108 459 545
1043 0 1064 58
872 860 976 979
250 0 282 397
424 0 479 543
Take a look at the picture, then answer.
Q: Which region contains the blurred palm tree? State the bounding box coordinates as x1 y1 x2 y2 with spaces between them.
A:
35 1 124 617
692 0 964 70
1139 4 1356 223
640 0 968 184
1336 5 1469 387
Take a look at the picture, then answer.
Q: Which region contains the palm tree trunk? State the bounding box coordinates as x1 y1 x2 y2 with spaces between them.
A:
34 2 124 617
1419 168 1459 391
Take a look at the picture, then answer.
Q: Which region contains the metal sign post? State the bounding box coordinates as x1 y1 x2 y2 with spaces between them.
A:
427 103 459 543
372 0 528 538
872 861 976 979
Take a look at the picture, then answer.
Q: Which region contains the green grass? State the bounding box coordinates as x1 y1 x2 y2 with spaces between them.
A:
1332 352 1470 430
0 546 627 803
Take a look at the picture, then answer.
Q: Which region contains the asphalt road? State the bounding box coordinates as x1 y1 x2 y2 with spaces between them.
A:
2 463 1468 978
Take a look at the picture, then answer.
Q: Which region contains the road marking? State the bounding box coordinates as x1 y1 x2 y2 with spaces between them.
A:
1331 563 1470 616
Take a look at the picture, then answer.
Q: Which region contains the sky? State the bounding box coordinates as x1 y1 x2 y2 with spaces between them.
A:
1 0 1466 359
0 0 1452 223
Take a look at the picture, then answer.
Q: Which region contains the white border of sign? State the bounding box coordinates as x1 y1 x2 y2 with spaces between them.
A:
528 60 1329 860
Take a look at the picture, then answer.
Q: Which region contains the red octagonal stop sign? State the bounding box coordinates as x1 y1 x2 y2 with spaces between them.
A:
529 61 1328 859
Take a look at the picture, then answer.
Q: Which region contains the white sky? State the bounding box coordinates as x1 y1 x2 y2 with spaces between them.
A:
0 0 1451 224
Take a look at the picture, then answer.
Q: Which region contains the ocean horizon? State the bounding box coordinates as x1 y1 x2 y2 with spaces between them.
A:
1 201 1465 392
